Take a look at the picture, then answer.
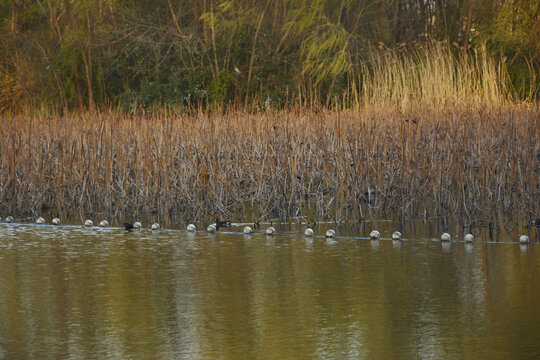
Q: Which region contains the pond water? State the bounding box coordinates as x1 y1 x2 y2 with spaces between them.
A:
0 223 539 359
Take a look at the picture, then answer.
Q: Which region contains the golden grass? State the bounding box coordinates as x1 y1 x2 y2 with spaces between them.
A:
356 43 510 110
0 105 537 229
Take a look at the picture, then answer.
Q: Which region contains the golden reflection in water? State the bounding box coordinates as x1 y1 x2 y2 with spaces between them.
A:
0 224 539 359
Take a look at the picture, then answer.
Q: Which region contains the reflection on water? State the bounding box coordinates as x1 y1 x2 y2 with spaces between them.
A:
0 224 539 359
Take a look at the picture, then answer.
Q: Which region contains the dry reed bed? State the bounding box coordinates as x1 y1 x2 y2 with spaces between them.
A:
0 106 538 228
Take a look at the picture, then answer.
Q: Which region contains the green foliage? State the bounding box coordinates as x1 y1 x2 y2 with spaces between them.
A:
118 75 208 110
300 23 351 84
474 0 539 99
208 71 235 103
200 0 257 69
0 0 537 111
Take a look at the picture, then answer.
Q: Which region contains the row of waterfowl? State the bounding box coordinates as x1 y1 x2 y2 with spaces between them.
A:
0 216 151 229
189 226 533 243
439 232 531 244
198 224 397 240
0 216 533 243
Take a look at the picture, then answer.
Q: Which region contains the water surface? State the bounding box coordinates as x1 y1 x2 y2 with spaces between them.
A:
0 224 539 359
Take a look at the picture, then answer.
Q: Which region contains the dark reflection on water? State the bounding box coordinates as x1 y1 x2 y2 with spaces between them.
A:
0 224 539 359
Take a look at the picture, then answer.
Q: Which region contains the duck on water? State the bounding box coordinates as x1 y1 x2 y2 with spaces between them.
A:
124 222 142 230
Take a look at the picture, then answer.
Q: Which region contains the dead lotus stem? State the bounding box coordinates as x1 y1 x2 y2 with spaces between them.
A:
0 106 537 226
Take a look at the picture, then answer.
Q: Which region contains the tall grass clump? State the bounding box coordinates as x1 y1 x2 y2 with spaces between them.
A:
357 43 510 110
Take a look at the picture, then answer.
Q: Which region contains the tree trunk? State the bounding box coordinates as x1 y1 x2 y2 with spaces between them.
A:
11 2 18 35
210 0 219 74
436 0 447 37
462 0 474 48
247 0 271 92
84 14 95 109
393 0 399 45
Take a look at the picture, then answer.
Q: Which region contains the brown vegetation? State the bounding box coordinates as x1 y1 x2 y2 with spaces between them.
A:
0 105 537 229
0 42 537 229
